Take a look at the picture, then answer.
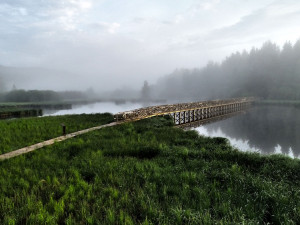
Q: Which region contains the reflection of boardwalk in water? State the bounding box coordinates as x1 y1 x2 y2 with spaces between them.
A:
202 105 300 157
114 97 254 124
187 105 300 158
177 111 246 129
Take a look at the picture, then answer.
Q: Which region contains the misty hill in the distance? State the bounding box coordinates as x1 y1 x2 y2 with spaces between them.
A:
0 66 85 92
1 40 300 102
151 40 300 101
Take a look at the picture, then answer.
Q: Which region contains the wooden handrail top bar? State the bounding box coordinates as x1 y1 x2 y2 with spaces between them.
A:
114 97 255 122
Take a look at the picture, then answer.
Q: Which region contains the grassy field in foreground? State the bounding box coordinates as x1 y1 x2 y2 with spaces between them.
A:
0 113 114 154
1 115 300 224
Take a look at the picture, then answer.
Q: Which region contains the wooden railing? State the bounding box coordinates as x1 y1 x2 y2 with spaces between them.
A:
114 97 255 125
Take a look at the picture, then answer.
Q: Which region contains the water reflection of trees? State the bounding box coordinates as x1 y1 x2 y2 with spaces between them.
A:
204 106 300 157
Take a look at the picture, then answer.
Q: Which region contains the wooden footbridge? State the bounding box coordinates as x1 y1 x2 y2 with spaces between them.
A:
114 97 255 125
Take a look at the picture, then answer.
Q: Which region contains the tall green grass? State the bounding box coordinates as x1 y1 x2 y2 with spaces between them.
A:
0 113 114 154
0 115 300 224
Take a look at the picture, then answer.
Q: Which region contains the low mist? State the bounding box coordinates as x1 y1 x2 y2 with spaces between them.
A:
1 1 300 103
150 41 300 102
1 41 300 103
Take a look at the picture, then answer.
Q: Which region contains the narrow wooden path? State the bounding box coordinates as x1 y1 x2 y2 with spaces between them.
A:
0 121 122 161
114 97 254 123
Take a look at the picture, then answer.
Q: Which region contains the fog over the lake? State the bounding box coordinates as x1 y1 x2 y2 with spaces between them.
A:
1 0 300 93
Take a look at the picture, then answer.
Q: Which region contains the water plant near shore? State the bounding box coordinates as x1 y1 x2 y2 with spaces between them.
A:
0 115 300 224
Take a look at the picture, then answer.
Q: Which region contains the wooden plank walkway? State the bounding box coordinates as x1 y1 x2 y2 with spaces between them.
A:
114 97 255 124
0 121 121 161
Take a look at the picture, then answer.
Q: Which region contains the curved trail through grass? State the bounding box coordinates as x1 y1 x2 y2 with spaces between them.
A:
0 121 122 160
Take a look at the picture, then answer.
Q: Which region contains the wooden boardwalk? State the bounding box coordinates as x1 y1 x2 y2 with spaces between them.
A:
114 97 254 125
0 122 121 161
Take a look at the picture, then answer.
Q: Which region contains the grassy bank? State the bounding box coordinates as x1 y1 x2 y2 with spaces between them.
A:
0 108 43 120
0 113 114 154
0 102 72 110
1 115 300 224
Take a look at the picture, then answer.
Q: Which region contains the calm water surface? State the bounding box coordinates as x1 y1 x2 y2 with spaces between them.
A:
193 105 300 158
44 102 299 158
43 102 144 116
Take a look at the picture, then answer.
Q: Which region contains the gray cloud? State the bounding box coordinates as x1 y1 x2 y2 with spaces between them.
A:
0 0 300 91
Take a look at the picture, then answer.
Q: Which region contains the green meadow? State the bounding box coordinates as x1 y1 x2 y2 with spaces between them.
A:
0 113 114 154
1 114 300 224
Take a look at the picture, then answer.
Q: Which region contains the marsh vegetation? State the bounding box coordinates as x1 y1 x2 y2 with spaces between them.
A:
1 115 300 224
0 113 113 154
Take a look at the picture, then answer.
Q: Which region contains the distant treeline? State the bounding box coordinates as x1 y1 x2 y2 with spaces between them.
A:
0 90 88 102
152 40 300 101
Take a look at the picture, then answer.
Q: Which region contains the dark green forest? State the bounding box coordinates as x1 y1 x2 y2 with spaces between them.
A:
0 90 88 102
153 41 300 101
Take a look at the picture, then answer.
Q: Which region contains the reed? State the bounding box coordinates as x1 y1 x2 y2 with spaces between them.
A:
0 115 299 224
0 113 114 154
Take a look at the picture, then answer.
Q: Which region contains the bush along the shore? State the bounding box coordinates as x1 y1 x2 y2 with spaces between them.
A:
0 115 300 224
0 108 43 119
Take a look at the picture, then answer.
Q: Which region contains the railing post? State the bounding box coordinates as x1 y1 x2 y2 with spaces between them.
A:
173 113 176 124
61 123 66 135
192 110 195 122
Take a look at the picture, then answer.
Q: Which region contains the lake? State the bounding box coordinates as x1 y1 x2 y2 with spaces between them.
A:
44 102 300 158
43 101 145 116
194 105 300 158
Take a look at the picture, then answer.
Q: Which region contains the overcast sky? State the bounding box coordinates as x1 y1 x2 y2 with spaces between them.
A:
1 0 300 91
